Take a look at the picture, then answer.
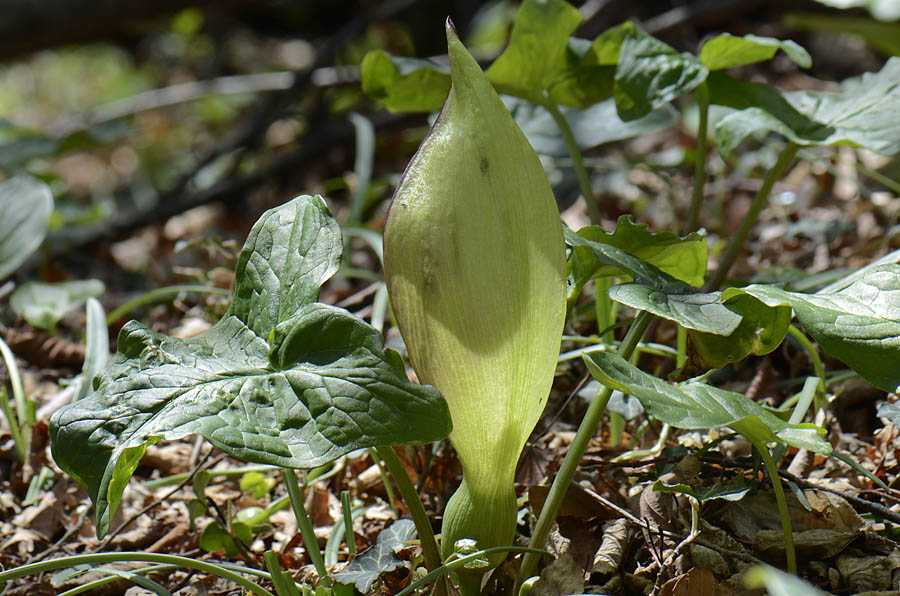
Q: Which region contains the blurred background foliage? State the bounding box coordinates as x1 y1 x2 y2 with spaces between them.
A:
0 0 897 291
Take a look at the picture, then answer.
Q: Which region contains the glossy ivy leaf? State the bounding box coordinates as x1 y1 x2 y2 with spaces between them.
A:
567 215 707 289
713 57 900 157
699 33 811 70
724 265 900 392
584 352 831 454
0 176 53 280
484 0 583 103
10 279 105 331
606 283 791 375
614 23 708 121
684 292 792 375
359 51 449 113
508 96 678 157
333 519 416 592
49 196 451 538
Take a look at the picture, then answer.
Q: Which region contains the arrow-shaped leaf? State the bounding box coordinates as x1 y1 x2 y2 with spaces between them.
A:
724 264 900 392
584 352 831 454
50 197 451 538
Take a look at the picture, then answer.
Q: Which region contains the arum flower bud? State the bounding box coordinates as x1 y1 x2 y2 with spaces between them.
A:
384 21 566 576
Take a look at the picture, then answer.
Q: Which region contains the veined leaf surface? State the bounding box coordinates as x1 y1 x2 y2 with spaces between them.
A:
50 196 451 538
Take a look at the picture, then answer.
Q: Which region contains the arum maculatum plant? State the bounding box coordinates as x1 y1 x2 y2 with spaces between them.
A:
383 21 566 591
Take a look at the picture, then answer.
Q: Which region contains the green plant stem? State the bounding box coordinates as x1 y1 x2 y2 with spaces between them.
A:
541 97 603 224
856 161 900 196
395 546 551 596
676 325 687 370
757 446 797 574
281 469 331 588
374 446 444 575
706 142 799 290
519 310 653 584
611 423 670 462
341 490 357 557
685 82 710 235
786 325 826 407
595 277 616 345
0 387 25 463
368 447 399 516
0 336 28 461
0 552 274 596
106 285 230 324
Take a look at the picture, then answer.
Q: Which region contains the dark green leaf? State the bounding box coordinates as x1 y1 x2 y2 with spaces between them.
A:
50 197 451 538
10 279 105 330
607 282 792 373
725 265 900 392
614 23 708 121
485 0 583 102
508 97 678 156
584 352 831 453
333 519 416 593
699 34 811 70
684 292 792 375
0 176 53 280
713 57 900 156
360 51 450 113
567 215 706 288
200 521 240 556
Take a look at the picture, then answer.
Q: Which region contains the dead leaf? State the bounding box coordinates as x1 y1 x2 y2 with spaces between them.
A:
659 567 732 596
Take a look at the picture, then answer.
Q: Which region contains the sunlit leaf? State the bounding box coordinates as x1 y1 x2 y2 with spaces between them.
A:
567 216 707 289
713 57 900 156
584 352 831 453
725 265 900 392
700 33 811 70
485 0 583 102
360 51 449 113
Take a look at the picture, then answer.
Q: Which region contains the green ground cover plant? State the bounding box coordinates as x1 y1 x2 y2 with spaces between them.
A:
1 0 899 594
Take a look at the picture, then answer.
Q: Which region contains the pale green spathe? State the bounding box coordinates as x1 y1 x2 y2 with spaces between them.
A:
384 21 566 564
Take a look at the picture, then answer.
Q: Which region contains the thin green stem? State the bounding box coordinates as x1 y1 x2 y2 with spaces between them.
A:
786 325 826 409
0 336 28 461
541 97 603 224
341 490 357 557
676 325 687 370
107 285 229 324
856 161 900 196
395 546 551 596
518 310 653 584
57 564 177 596
706 142 799 290
0 387 25 463
758 446 797 574
0 552 274 596
374 446 444 577
281 469 331 588
611 423 670 462
685 82 710 234
595 277 616 345
368 447 399 516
